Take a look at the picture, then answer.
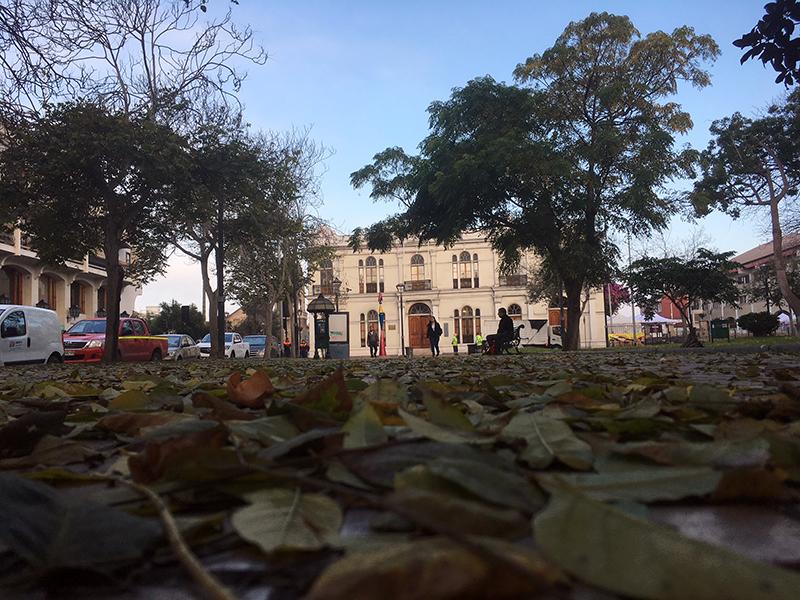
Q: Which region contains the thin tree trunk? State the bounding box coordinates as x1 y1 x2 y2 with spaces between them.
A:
563 281 582 351
214 197 225 359
264 301 273 359
769 194 800 324
199 253 219 354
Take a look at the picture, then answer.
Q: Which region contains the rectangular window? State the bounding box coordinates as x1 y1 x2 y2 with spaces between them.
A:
366 282 378 294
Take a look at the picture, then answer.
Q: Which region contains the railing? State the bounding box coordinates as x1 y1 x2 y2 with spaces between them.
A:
404 279 432 291
498 274 528 287
89 254 108 270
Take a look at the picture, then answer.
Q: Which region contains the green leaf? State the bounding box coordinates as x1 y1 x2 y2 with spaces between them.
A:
227 416 299 446
399 408 492 444
538 467 722 502
109 389 152 411
613 438 770 468
342 403 388 449
421 393 475 432
426 455 545 512
535 486 800 600
502 412 593 470
0 474 161 571
231 487 342 553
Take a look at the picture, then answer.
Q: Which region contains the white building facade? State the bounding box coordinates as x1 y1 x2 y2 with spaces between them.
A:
308 233 606 356
1 227 140 328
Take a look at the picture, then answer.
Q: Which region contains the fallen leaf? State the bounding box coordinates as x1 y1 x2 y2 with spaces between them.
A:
0 474 161 571
291 368 352 418
129 425 228 483
0 435 97 469
534 485 800 600
231 487 342 553
0 410 67 458
342 403 388 449
306 536 562 600
192 391 257 421
226 371 274 408
502 412 593 470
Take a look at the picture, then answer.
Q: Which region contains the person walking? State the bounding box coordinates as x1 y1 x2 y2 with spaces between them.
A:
475 332 485 353
451 333 459 354
426 316 442 356
367 326 379 357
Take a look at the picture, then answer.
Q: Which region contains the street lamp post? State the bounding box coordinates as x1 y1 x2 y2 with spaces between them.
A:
396 283 405 357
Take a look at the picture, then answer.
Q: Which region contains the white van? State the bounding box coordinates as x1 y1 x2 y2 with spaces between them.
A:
0 305 64 366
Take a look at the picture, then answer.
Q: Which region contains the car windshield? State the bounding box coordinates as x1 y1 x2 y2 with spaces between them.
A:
244 335 266 345
165 335 182 347
67 320 106 334
200 333 233 343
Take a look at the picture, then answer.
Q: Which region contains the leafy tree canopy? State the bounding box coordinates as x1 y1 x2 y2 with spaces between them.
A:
147 301 207 341
737 311 781 336
350 13 718 349
626 249 740 346
735 0 800 85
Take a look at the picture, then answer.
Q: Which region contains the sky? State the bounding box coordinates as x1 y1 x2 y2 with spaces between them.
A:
138 0 787 312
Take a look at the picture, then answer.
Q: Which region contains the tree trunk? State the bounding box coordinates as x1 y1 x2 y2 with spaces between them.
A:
199 253 219 354
214 196 226 359
102 237 123 363
563 281 582 351
264 301 274 359
769 195 800 325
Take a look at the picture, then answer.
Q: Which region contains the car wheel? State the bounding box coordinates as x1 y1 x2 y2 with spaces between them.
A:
176 355 182 361
46 352 63 365
244 351 250 358
151 349 162 361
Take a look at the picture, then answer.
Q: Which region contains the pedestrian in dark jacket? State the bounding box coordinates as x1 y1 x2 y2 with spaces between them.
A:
367 326 379 357
426 316 442 356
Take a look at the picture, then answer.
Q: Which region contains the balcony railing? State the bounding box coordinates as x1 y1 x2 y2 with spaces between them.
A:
88 254 108 270
498 274 528 287
404 279 432 291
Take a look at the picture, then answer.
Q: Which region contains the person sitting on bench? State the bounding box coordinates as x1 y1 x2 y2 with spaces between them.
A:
486 308 514 353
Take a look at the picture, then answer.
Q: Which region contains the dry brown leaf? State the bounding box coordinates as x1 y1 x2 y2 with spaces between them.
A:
128 425 228 483
712 468 791 501
192 391 257 421
226 371 274 408
98 412 184 436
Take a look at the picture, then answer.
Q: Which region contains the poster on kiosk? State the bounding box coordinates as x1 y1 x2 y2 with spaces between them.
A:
327 312 350 359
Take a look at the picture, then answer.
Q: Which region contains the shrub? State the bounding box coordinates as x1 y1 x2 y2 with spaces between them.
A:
737 311 779 336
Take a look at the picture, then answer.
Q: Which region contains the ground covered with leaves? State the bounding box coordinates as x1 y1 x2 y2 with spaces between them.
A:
1 350 800 599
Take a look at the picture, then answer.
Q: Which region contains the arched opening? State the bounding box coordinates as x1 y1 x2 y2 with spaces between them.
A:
365 256 378 294
38 274 59 310
97 286 108 315
358 260 364 294
0 265 25 304
460 305 475 344
407 302 431 348
410 254 425 281
359 313 366 347
367 309 379 337
508 303 522 320
70 280 88 316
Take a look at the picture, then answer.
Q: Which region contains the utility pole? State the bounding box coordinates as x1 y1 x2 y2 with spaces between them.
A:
215 196 225 358
628 232 638 345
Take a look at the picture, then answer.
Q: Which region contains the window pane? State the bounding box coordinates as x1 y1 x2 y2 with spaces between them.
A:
1 310 26 337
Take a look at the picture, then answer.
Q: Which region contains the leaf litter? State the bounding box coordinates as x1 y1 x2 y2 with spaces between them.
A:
0 349 798 598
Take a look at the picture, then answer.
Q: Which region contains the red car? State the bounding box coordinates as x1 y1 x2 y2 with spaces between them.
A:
62 317 168 363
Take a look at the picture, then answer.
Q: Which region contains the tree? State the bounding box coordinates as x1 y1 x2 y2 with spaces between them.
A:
734 0 800 85
0 101 188 361
350 13 718 350
737 311 781 336
0 0 265 120
742 261 800 315
225 133 331 358
603 283 631 316
147 300 206 340
625 249 741 347
690 90 800 328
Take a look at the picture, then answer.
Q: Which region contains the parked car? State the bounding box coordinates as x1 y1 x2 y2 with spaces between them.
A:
62 317 168 362
0 304 64 366
158 334 200 361
197 332 250 358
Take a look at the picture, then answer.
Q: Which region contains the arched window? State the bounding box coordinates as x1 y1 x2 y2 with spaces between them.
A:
475 308 482 336
367 309 379 335
365 256 377 293
359 313 366 347
410 254 425 282
358 260 364 294
508 304 522 320
451 251 474 289
453 309 460 341
473 253 479 288
320 259 334 296
378 258 385 293
409 302 431 315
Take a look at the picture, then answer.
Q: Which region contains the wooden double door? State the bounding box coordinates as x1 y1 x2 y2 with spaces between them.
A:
407 303 432 348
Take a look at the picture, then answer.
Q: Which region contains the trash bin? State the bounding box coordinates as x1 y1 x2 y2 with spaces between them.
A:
710 319 730 342
467 344 480 354
404 346 413 357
